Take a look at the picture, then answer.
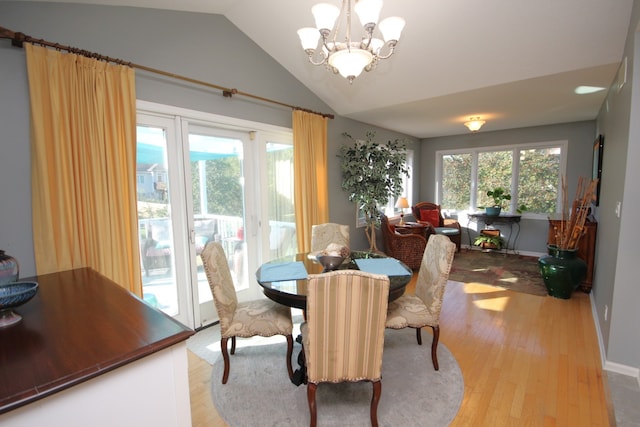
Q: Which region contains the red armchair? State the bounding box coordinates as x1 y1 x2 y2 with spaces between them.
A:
411 202 461 252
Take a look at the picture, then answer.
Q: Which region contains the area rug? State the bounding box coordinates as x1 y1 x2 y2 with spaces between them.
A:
449 249 547 296
208 328 463 427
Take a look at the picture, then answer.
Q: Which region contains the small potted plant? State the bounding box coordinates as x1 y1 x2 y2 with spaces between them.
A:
473 230 505 250
484 187 511 216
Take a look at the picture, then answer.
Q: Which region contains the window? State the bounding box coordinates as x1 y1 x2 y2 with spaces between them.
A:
355 149 414 227
437 141 566 217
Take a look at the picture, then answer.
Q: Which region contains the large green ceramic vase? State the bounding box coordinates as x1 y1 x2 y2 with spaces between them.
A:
538 245 587 299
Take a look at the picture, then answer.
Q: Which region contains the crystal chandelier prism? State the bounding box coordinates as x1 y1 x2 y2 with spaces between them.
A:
297 0 405 83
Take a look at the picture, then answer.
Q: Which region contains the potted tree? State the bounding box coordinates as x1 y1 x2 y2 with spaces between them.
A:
340 131 409 252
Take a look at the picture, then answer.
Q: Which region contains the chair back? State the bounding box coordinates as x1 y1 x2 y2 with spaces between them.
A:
200 242 238 334
415 235 456 320
379 212 394 246
304 270 390 383
412 202 444 227
310 223 350 253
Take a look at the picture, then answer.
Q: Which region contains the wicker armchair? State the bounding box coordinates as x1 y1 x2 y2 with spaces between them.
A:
379 212 427 270
411 202 461 252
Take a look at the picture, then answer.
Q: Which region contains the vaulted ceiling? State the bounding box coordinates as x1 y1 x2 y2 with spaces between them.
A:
21 0 634 138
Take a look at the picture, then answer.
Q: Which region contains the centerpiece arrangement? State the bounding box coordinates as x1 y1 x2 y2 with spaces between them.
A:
316 243 351 272
538 177 598 299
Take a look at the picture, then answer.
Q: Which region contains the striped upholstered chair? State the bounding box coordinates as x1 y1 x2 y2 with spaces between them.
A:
200 242 294 384
386 234 456 370
301 270 390 427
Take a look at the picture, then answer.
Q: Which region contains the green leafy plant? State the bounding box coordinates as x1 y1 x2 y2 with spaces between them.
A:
473 233 505 249
486 187 511 209
340 131 409 252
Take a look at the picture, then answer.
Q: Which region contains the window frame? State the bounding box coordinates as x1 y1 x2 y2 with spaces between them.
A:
435 140 567 220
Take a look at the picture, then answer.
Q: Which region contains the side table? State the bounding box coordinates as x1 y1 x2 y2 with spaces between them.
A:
395 222 431 238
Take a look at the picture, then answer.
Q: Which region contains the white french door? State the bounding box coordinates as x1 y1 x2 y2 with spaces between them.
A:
183 124 259 326
135 102 296 329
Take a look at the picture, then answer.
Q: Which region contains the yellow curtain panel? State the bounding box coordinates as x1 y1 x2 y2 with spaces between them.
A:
292 110 329 253
25 44 142 296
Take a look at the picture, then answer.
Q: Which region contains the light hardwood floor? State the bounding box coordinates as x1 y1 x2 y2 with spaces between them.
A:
188 274 616 426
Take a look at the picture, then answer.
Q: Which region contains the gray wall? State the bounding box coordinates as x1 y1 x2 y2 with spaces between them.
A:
418 121 597 254
0 1 418 276
594 0 640 371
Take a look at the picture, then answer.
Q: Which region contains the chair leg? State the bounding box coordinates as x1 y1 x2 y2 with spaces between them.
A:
221 337 231 384
431 325 440 371
230 336 236 355
307 382 318 427
416 327 422 345
286 334 294 380
370 380 381 427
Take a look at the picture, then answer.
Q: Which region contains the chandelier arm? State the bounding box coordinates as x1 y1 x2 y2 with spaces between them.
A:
375 41 398 60
359 24 375 50
306 51 328 66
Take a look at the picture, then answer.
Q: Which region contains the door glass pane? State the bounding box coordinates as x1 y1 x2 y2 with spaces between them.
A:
441 153 472 211
266 142 297 260
189 132 246 324
136 125 179 316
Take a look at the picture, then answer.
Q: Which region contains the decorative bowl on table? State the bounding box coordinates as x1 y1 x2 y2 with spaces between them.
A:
0 281 39 328
316 255 345 272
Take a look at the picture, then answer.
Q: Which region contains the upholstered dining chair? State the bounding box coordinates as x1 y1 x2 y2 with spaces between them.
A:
200 242 294 384
309 223 350 257
412 202 462 252
301 270 390 427
385 234 456 371
379 212 428 270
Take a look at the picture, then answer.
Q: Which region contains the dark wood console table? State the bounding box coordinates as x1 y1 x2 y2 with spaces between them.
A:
467 213 522 253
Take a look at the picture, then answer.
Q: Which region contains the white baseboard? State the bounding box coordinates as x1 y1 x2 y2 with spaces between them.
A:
590 294 640 387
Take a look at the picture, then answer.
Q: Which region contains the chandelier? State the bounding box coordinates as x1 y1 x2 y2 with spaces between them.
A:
297 0 405 83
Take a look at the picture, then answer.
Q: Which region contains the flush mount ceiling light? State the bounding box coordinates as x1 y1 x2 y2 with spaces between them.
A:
297 0 405 83
464 117 486 132
574 85 606 95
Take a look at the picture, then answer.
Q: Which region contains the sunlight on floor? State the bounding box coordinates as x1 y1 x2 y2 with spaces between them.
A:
460 281 511 312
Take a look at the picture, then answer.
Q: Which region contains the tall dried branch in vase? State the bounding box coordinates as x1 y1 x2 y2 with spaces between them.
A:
549 176 599 250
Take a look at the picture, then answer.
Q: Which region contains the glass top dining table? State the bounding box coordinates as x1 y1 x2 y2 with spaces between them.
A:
255 251 413 310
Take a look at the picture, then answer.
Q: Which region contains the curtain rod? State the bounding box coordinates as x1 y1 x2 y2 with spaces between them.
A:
0 26 335 120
